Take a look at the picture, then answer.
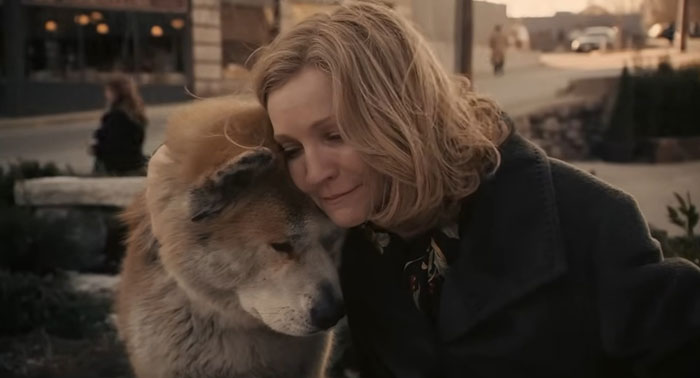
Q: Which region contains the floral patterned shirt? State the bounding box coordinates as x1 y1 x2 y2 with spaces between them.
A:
363 222 460 322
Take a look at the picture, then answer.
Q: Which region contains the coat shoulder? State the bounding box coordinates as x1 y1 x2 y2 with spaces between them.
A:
548 158 639 229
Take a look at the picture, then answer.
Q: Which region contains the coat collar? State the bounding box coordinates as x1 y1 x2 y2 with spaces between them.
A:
438 132 568 341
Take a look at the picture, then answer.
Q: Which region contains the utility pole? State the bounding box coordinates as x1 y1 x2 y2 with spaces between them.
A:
676 0 689 52
455 0 473 80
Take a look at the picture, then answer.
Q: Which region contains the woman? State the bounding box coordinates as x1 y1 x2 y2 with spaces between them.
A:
251 3 700 378
90 75 147 175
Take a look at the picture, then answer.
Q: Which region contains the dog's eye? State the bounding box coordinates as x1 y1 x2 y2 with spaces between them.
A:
270 242 294 254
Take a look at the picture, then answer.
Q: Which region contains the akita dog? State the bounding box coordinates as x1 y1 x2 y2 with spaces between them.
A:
116 98 345 378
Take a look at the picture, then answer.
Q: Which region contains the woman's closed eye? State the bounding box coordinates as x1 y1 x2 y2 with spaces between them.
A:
324 132 343 143
280 144 302 160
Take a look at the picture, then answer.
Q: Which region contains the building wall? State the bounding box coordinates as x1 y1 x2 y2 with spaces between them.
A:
521 12 644 51
473 1 507 46
408 0 508 72
279 0 339 32
221 3 271 65
191 0 223 95
409 0 457 72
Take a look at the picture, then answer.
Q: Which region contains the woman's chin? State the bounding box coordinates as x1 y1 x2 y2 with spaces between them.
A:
325 207 367 228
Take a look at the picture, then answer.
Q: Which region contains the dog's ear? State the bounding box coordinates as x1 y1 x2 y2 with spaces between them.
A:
190 148 276 222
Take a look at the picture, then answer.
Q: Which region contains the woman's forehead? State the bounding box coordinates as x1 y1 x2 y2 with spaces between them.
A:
268 68 335 136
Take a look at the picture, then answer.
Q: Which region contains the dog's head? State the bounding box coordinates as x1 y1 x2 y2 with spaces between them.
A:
147 98 345 336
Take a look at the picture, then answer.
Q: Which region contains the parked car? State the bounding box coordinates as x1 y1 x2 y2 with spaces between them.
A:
571 26 617 52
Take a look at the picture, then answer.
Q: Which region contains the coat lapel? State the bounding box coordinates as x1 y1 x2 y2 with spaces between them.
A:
438 133 568 342
343 227 438 378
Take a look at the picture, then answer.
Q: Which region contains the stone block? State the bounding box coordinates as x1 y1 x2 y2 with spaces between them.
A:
194 63 223 80
192 0 220 8
194 45 222 62
541 116 560 133
195 80 223 96
192 8 221 26
193 26 222 44
14 176 144 207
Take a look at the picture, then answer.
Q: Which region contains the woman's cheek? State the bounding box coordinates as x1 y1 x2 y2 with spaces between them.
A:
287 159 308 193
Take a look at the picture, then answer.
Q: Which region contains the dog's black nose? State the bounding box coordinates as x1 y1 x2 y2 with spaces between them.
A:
310 283 345 330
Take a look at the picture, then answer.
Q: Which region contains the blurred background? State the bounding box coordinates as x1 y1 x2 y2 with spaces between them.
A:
0 1 699 377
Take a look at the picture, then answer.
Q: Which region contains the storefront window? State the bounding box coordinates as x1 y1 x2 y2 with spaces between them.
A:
25 6 186 84
0 4 5 79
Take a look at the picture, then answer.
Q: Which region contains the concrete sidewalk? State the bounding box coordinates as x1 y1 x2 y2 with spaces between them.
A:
0 101 190 130
572 160 700 236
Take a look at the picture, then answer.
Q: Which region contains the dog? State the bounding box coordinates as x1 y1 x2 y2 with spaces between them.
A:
115 97 345 378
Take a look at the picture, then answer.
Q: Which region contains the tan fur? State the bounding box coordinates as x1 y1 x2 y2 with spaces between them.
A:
116 97 343 378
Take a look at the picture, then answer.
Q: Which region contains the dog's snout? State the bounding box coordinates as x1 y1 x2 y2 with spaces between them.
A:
310 283 345 330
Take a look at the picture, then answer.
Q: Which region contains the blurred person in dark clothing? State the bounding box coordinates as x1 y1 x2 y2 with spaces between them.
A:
89 75 148 175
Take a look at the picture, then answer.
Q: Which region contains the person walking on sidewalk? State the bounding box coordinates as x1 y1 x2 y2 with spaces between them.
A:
89 75 148 176
489 24 508 76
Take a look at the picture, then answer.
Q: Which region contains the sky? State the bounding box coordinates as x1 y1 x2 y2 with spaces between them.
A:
486 0 591 18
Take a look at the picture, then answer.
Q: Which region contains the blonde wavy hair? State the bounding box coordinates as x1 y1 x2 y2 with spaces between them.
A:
252 1 510 236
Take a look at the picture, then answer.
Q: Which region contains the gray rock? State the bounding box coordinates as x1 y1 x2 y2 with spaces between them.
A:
541 116 560 133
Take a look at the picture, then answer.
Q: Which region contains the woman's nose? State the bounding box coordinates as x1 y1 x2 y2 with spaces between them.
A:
304 148 336 186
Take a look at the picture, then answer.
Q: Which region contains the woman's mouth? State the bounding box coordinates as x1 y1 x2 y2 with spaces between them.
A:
321 185 361 203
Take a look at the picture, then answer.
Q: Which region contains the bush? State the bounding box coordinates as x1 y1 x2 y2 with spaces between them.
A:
602 64 700 161
0 270 111 338
651 192 700 267
632 65 700 138
0 207 94 275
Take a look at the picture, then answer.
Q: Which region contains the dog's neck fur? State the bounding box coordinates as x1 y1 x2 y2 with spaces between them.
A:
131 237 328 377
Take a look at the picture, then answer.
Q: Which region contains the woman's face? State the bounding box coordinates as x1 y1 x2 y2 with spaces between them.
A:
268 67 374 228
104 87 115 105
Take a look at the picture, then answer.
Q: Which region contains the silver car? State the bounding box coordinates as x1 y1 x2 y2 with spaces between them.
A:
571 26 617 52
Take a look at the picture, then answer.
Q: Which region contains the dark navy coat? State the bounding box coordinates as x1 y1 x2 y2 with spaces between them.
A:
340 133 700 378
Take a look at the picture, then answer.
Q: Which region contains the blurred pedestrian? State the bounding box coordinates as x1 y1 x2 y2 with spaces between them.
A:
489 24 508 76
89 75 147 176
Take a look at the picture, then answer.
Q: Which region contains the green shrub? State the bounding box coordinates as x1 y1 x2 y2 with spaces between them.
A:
606 66 636 142
631 64 700 138
651 192 700 267
0 207 92 275
667 192 698 239
602 64 700 161
0 161 102 274
0 270 111 338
